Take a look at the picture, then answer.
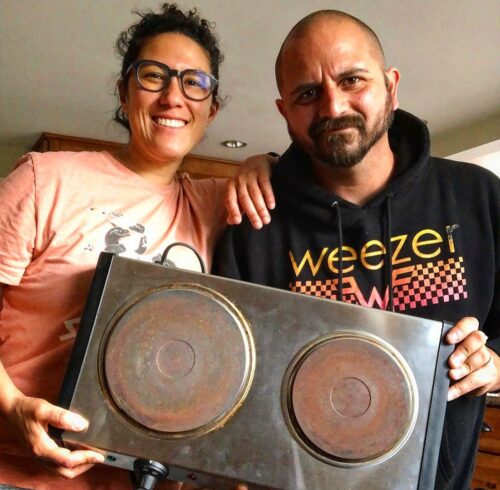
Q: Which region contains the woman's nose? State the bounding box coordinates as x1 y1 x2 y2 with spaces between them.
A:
159 76 184 106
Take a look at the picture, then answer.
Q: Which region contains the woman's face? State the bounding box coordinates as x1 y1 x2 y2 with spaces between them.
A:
120 32 218 165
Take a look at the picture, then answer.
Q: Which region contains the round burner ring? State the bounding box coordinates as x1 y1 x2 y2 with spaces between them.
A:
100 283 255 438
282 331 418 467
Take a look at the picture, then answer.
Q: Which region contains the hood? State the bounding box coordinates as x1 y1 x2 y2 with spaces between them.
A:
272 109 431 309
272 109 431 218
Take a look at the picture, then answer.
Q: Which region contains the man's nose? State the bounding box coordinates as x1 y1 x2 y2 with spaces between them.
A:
319 84 349 118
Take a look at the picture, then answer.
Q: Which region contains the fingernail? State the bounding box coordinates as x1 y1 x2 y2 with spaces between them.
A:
254 221 262 229
447 332 458 343
269 202 275 209
450 367 464 379
447 387 458 401
263 215 270 224
70 415 88 431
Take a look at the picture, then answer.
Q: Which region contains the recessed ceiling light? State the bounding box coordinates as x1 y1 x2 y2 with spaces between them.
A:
222 140 247 148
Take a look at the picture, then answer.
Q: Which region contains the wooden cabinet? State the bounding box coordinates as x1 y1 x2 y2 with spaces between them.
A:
32 132 241 179
472 402 500 490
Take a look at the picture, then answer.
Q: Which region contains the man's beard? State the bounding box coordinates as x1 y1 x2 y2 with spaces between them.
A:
305 93 394 169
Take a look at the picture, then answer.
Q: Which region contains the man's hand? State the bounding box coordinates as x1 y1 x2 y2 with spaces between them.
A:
446 316 500 401
5 393 104 478
226 154 277 229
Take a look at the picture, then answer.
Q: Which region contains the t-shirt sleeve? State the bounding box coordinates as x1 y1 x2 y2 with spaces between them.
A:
186 176 228 235
198 177 228 227
0 154 36 285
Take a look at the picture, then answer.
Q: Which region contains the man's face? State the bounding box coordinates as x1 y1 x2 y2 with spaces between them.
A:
276 19 400 169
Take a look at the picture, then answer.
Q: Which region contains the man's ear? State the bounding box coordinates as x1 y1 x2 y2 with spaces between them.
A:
276 98 287 119
385 67 400 110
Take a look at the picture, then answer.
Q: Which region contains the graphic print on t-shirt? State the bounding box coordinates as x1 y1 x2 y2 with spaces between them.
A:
288 224 467 312
83 207 161 262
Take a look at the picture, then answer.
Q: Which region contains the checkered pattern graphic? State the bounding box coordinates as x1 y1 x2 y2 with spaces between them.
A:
289 257 468 311
288 278 359 304
393 257 467 312
289 278 340 300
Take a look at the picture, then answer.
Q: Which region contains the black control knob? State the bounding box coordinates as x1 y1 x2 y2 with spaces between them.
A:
133 459 169 490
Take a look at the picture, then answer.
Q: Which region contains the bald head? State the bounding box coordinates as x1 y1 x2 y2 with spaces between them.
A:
275 10 386 92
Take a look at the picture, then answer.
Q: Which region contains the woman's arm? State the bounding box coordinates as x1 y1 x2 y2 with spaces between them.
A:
0 284 105 478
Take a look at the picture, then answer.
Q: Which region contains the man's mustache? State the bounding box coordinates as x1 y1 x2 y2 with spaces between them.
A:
309 115 365 139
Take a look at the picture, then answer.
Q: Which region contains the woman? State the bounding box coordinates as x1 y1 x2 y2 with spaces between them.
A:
0 4 267 489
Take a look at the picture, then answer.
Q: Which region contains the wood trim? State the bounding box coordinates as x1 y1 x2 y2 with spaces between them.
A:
32 132 241 179
32 132 123 152
479 406 500 454
472 451 500 489
472 406 500 489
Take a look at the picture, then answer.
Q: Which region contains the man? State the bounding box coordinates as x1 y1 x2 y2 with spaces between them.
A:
215 10 500 490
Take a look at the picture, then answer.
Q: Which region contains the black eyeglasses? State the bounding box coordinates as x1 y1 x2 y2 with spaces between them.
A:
125 59 218 101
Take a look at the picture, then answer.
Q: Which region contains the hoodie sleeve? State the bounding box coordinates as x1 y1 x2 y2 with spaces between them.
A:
212 213 276 284
484 172 500 356
484 271 500 355
212 224 245 281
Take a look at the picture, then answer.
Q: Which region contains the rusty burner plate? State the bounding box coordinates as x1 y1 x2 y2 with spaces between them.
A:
283 332 418 466
100 284 255 437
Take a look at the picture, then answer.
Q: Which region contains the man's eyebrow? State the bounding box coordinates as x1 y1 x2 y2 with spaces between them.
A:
289 68 372 96
338 68 370 79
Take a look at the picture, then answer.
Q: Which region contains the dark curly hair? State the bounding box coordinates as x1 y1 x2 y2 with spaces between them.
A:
114 3 223 131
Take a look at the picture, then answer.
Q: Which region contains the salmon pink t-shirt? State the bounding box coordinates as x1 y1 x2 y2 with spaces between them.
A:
0 151 227 489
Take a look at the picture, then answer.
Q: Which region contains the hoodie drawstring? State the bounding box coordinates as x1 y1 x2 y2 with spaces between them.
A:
332 196 395 311
385 194 394 312
331 201 343 302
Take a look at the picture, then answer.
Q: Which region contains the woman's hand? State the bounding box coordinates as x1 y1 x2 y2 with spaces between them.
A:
226 154 278 229
4 392 104 478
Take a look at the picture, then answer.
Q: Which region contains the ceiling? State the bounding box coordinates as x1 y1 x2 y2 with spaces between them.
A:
1 0 499 162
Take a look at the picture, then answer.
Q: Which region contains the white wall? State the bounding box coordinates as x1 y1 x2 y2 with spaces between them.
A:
0 143 30 177
446 140 499 177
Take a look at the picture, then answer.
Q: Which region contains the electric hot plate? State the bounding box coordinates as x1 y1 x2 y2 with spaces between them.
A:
102 285 254 437
56 252 452 489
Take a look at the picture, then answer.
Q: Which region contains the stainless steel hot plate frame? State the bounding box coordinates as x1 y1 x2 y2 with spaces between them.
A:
55 252 453 490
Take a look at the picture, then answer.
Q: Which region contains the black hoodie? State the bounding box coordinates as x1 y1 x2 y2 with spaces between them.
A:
214 109 500 490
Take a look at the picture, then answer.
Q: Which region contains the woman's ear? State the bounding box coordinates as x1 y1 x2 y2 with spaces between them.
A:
207 100 219 125
117 79 128 115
